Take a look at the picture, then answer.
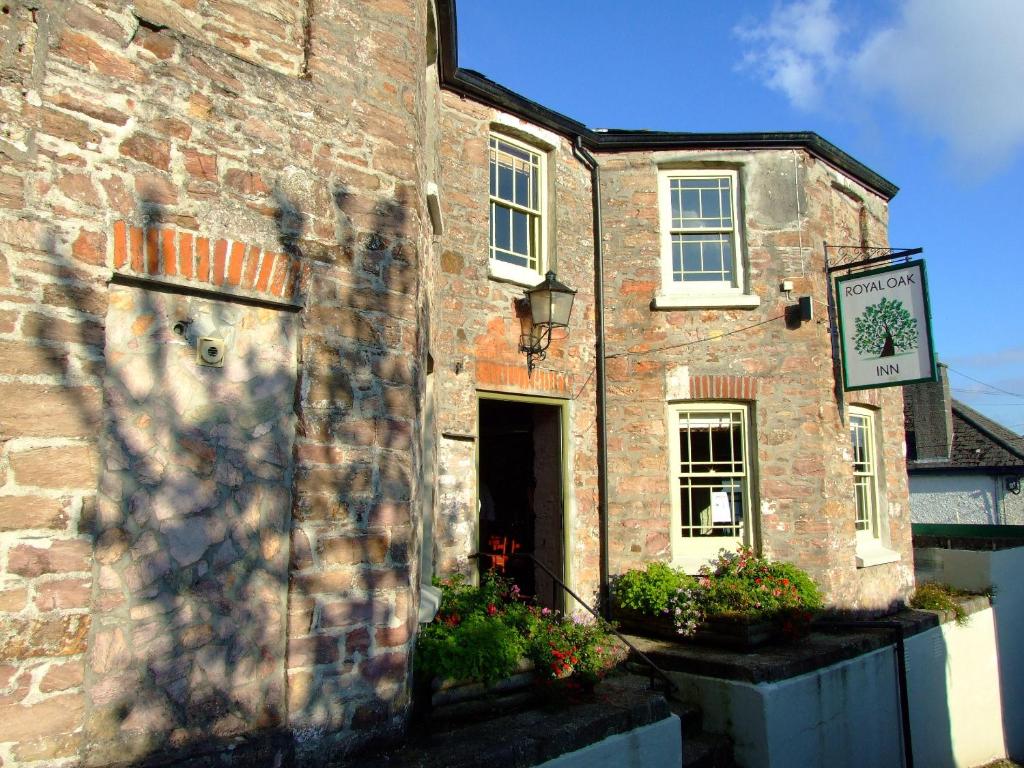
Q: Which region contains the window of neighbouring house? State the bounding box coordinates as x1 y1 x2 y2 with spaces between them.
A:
669 403 754 570
655 169 759 309
489 134 545 285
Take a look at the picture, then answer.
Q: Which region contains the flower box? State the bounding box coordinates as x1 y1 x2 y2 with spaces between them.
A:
613 607 779 651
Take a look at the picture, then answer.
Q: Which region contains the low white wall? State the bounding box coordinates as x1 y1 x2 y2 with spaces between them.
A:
669 609 1007 768
536 715 681 768
905 605 1006 767
916 545 1024 759
670 647 903 768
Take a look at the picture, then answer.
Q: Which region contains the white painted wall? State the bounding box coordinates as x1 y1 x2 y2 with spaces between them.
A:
670 648 903 768
915 546 1024 760
909 472 1024 524
536 715 681 768
669 609 1008 767
909 473 999 524
905 606 1006 767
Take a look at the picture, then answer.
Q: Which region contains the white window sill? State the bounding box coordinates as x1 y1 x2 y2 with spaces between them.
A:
855 543 901 568
489 260 544 288
653 293 761 310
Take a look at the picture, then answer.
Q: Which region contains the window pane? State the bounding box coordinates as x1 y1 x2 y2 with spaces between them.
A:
492 203 511 252
681 189 700 222
682 240 702 273
497 162 513 201
672 176 734 229
702 188 721 221
489 160 496 197
703 240 722 272
512 209 529 255
515 168 530 207
678 234 736 284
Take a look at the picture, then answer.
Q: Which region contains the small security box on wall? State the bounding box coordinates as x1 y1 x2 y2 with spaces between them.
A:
197 337 226 367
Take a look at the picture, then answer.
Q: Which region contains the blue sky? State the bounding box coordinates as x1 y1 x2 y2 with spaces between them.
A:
456 0 1024 436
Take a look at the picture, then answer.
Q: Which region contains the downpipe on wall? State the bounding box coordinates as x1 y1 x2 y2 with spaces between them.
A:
816 620 914 768
571 136 611 617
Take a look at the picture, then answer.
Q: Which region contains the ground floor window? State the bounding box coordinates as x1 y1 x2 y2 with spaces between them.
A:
669 403 752 570
849 406 879 540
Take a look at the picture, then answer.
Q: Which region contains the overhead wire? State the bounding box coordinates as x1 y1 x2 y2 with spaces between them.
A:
946 366 1024 399
605 313 787 360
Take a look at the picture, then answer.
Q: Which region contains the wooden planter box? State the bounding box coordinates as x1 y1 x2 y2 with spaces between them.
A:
416 659 541 725
613 607 779 651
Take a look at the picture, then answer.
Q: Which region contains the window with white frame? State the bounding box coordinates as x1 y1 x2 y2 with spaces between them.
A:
849 407 878 539
489 135 544 281
656 169 757 308
669 403 753 569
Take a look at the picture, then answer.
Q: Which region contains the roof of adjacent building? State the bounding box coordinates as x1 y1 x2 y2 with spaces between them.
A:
908 399 1024 473
435 1 899 201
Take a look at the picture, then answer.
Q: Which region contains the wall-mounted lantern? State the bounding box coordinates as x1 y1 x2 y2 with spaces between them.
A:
515 271 576 375
1006 476 1021 495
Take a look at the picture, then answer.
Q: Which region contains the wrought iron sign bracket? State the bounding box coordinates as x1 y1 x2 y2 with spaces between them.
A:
825 244 923 275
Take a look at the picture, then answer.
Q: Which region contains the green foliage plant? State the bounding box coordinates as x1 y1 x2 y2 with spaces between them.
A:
415 572 624 688
611 561 695 615
415 573 529 686
909 582 972 626
613 546 824 638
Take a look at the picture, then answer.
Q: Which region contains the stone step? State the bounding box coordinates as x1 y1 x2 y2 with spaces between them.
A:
668 699 704 738
682 732 736 768
355 674 674 768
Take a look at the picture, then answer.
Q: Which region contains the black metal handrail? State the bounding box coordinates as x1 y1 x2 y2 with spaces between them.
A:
471 551 677 695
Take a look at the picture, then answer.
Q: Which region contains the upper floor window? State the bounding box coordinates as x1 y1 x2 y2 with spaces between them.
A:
490 135 544 283
656 169 759 309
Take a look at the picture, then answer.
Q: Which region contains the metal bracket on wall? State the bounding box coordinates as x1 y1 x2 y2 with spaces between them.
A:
824 244 923 274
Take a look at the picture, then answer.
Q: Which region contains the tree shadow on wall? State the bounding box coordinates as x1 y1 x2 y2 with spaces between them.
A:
33 181 422 767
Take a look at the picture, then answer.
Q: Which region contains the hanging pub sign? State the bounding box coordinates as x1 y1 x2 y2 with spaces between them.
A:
835 259 937 391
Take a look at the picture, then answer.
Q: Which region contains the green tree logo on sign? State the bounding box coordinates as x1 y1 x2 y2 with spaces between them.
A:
853 297 918 358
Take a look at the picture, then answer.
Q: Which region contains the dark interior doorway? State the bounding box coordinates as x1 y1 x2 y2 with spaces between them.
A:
478 398 564 610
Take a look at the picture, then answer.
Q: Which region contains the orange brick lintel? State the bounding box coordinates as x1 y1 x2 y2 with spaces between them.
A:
476 360 571 395
112 221 298 302
688 374 758 401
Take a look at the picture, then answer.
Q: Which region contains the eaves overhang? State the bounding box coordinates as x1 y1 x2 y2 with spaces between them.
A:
435 0 899 201
908 463 1024 475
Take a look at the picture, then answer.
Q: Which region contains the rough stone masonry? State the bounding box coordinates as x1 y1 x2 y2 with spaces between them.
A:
0 1 430 765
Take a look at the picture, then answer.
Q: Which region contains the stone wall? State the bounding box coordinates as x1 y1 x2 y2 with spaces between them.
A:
0 0 429 765
430 94 602 602
596 148 913 610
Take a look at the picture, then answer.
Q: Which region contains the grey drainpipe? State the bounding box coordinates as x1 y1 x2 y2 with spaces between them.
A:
571 136 611 617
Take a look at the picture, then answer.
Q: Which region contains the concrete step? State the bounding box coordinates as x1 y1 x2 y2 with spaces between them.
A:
668 699 703 738
682 732 736 768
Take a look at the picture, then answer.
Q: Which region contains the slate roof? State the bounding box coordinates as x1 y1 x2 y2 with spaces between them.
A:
908 399 1024 472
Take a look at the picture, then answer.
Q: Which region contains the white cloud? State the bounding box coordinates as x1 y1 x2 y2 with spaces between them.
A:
736 0 1024 175
852 0 1024 176
734 0 841 110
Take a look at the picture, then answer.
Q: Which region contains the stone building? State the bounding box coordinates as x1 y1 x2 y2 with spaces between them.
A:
0 0 914 765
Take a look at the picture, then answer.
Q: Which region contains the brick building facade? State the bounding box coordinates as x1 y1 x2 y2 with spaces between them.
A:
0 0 913 765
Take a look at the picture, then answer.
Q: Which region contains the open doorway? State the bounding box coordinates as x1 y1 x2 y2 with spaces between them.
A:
478 397 565 610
